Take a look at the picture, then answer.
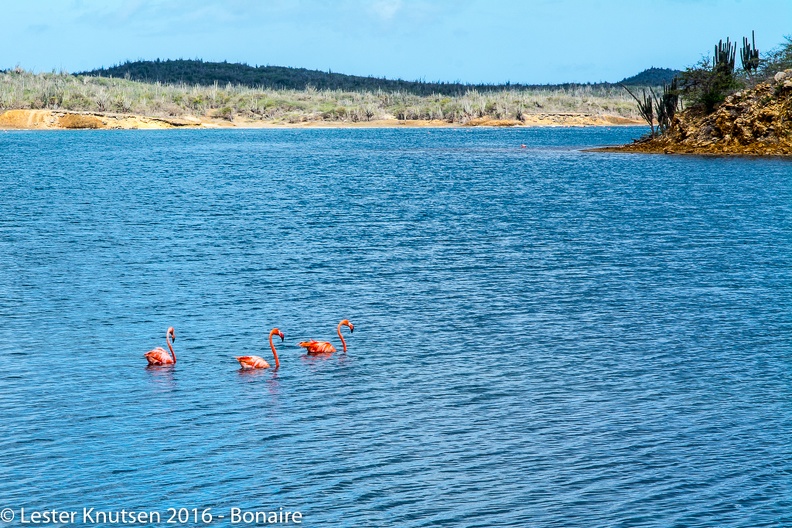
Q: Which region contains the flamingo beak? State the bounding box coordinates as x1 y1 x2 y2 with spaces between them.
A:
280 333 285 341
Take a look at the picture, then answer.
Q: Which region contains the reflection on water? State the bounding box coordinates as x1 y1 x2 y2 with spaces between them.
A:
144 365 176 390
236 367 277 386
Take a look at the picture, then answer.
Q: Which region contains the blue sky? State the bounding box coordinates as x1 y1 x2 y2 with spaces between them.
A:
3 0 790 84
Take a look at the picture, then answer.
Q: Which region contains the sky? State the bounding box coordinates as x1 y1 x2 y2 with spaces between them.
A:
2 0 790 84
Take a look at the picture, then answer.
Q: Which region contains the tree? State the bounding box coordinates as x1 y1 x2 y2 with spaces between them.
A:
678 38 741 114
761 35 792 77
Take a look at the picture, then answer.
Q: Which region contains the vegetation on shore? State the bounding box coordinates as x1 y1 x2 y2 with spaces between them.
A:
615 74 792 155
611 34 792 155
78 59 673 96
0 67 645 125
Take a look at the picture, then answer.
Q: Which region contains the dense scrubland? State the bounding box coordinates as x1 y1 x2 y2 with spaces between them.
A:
77 59 678 94
0 67 647 124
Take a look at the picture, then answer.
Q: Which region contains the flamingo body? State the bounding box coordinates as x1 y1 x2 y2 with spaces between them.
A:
299 320 353 355
298 340 336 355
235 328 283 369
144 327 176 365
236 355 270 369
144 347 175 365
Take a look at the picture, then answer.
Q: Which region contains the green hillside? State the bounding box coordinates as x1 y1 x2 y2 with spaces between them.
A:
77 59 651 95
619 67 680 86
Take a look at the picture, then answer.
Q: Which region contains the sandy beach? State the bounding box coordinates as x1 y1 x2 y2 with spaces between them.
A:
0 109 643 130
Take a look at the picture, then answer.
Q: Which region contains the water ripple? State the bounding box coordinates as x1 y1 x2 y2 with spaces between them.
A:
0 128 790 527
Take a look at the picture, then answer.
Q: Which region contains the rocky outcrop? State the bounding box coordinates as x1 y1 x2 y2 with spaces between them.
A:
606 69 792 156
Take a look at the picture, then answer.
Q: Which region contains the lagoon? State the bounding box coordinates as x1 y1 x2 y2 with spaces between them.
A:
0 127 790 527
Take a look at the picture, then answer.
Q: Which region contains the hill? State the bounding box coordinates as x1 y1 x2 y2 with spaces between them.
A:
77 59 660 96
77 59 542 95
619 67 680 86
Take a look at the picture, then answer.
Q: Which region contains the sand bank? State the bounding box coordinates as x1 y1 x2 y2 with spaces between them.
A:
0 109 642 130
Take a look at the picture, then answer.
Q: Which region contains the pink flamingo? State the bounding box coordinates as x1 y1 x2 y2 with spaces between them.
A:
299 319 354 355
144 327 177 365
236 328 284 369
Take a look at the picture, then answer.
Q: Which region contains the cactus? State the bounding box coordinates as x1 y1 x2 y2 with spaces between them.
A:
620 84 655 137
653 78 679 134
740 30 760 74
714 38 736 76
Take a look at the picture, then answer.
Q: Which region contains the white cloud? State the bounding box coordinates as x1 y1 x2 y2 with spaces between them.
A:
368 0 402 21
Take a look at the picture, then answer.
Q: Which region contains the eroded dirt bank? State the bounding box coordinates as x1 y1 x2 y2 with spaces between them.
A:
0 109 642 130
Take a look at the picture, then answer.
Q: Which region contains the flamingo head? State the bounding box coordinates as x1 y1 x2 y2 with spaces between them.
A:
271 328 285 341
167 327 176 342
341 319 354 333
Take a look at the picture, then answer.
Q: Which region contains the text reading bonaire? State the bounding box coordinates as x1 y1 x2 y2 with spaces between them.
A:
16 507 303 524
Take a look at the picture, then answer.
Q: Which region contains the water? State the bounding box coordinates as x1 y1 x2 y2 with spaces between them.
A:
0 127 790 527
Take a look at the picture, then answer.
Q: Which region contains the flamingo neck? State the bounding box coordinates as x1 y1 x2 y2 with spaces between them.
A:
269 331 280 368
166 333 176 363
337 324 347 353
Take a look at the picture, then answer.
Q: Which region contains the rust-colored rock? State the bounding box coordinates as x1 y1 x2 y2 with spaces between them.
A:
58 114 103 129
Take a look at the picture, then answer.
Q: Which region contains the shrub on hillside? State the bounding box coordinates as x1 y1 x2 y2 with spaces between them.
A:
761 35 792 78
678 38 743 114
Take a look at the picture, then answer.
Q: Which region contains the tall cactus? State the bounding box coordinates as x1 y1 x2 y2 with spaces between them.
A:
714 38 736 76
654 78 679 134
740 30 760 74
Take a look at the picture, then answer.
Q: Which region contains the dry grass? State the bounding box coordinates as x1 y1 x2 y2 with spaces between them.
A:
0 69 644 123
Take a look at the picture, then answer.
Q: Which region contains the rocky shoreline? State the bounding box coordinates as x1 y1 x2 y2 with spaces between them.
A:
599 70 792 156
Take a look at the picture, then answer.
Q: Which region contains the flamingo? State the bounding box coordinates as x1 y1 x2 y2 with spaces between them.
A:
144 327 177 366
236 328 284 369
299 319 354 355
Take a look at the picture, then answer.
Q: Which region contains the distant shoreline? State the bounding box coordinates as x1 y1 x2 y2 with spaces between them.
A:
0 109 643 130
1 70 646 130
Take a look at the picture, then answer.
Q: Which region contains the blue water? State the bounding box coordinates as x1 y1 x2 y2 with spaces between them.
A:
0 127 790 527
